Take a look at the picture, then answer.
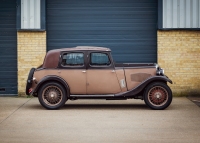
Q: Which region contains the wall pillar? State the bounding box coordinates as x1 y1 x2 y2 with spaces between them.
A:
17 31 46 96
158 30 200 96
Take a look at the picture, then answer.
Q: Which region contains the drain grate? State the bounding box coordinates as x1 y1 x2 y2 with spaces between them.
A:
187 97 200 107
192 100 200 103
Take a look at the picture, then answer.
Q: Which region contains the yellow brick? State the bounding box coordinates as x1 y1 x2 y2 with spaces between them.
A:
158 30 200 96
17 31 46 95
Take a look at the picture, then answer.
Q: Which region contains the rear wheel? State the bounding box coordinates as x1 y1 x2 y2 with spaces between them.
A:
144 82 172 110
38 82 67 110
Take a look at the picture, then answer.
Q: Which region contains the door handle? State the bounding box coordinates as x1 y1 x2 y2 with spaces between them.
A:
82 71 86 73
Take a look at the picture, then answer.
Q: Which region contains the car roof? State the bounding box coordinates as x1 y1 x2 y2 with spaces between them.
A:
49 46 111 52
42 46 111 68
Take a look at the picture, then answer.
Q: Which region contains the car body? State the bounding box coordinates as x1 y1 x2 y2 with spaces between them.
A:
26 46 173 110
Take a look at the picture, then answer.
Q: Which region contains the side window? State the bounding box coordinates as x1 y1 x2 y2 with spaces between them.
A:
61 53 84 66
90 53 111 66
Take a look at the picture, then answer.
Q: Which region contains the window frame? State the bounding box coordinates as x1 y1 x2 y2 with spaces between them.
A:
59 51 86 69
17 0 46 31
90 52 111 67
87 51 114 69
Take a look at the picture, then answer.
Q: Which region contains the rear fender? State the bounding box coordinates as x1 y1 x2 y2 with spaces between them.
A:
33 76 70 97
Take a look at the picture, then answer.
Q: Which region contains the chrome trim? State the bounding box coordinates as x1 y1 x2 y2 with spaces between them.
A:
155 63 159 69
156 68 164 76
70 94 114 97
160 68 164 75
33 77 37 84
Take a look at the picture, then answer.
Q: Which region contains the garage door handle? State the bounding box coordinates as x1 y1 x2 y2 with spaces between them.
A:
82 71 86 73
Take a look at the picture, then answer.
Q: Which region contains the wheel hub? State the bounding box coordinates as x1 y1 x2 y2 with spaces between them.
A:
148 86 168 107
49 91 57 98
51 94 54 98
155 92 162 99
42 86 63 106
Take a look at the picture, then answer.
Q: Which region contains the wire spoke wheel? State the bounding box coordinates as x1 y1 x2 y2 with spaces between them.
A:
42 86 63 107
144 82 172 110
148 86 168 107
38 82 67 110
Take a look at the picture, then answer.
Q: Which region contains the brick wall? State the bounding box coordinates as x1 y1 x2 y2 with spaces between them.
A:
17 31 46 96
158 30 200 96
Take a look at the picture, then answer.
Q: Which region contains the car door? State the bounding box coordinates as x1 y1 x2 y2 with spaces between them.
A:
59 51 87 94
86 52 121 94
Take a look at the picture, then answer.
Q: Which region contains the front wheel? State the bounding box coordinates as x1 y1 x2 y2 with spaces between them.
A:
144 82 172 110
38 82 67 110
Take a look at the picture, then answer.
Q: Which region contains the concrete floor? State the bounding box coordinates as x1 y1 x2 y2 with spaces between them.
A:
0 97 200 143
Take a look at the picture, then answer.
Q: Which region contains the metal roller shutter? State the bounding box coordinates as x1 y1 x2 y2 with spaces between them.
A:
0 0 17 95
47 0 157 63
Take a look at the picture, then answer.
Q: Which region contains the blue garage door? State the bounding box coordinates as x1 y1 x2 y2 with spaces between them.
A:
0 0 17 95
47 0 157 63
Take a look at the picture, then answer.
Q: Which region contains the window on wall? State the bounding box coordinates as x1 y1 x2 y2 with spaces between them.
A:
62 53 84 66
17 0 46 30
90 53 110 66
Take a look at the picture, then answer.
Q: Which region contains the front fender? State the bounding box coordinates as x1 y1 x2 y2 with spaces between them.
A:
115 76 172 97
33 76 70 97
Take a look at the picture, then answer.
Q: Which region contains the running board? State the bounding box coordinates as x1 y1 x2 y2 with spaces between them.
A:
70 94 114 98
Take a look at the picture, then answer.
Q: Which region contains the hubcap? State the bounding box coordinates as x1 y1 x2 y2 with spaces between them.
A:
42 86 63 106
148 86 168 107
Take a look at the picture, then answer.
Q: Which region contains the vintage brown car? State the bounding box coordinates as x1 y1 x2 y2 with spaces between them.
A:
26 46 173 110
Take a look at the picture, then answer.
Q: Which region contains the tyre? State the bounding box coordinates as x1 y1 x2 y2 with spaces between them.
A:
38 82 67 110
144 82 172 110
26 68 35 95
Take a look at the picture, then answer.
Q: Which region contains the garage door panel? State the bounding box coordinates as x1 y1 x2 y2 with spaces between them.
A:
0 68 17 72
47 30 156 38
47 28 156 34
48 30 156 38
0 20 16 24
114 55 157 63
48 23 156 30
0 11 15 16
47 18 156 24
0 60 17 67
47 38 157 42
0 0 17 95
0 43 17 48
0 79 17 92
48 39 156 45
0 72 17 79
47 0 155 7
47 17 156 24
48 40 156 49
47 0 157 63
0 25 16 29
47 10 156 16
0 31 16 35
